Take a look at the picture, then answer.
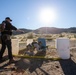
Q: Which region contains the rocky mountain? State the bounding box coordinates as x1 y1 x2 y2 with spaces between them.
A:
33 27 67 34
12 28 33 35
12 27 76 35
33 27 76 34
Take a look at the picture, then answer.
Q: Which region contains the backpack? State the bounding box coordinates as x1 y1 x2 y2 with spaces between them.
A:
0 23 5 32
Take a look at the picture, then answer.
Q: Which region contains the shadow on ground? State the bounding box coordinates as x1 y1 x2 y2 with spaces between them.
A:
59 58 76 75
28 50 50 75
15 50 50 75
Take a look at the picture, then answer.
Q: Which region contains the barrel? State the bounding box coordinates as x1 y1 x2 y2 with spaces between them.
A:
56 38 70 59
12 39 19 55
26 39 33 45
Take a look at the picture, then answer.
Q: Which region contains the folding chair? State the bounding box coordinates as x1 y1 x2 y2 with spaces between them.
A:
38 38 47 51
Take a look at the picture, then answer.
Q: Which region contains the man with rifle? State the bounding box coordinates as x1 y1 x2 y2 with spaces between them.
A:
0 17 24 63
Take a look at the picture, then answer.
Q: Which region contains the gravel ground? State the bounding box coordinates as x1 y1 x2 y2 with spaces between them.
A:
0 42 76 75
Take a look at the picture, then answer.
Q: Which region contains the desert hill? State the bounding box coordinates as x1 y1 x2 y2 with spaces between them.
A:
12 27 76 35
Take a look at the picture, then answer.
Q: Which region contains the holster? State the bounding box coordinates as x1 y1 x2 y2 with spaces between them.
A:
2 34 11 41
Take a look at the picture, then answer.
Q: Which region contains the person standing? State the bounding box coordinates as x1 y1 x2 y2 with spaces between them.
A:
0 17 24 63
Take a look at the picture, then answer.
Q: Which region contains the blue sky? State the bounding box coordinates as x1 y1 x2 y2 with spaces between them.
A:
0 0 76 29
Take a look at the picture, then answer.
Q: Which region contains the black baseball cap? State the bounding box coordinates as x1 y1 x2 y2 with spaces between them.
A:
5 17 12 21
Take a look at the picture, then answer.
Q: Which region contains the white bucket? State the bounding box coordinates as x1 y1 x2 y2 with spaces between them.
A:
56 38 70 59
26 39 33 45
12 39 19 55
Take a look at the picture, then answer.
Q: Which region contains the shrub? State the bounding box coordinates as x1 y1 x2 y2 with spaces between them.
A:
46 37 53 41
27 33 33 39
59 34 64 37
74 34 76 38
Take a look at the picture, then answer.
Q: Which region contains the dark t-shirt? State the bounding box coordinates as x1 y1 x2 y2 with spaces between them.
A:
1 21 17 35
